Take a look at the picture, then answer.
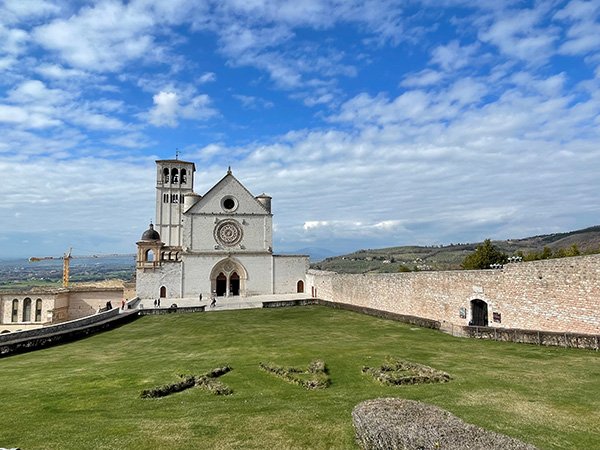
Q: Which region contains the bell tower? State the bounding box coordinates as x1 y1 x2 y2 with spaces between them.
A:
155 158 195 247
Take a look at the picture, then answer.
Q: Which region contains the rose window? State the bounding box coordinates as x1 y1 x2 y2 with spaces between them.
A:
215 220 243 247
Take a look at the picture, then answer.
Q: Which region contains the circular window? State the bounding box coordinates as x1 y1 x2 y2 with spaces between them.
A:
214 220 243 247
221 196 238 212
223 198 235 209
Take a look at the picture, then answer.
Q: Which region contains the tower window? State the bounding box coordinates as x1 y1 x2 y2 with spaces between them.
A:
181 169 187 184
171 168 179 183
163 193 169 203
172 194 179 203
163 168 169 183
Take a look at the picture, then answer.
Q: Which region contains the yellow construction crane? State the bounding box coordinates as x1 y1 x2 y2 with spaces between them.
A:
29 247 73 287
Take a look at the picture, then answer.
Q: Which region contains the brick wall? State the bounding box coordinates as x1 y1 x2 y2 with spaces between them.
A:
307 254 600 335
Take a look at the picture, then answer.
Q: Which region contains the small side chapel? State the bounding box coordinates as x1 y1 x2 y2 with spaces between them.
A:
135 159 309 300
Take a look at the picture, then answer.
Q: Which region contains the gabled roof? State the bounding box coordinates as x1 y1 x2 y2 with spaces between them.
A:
187 169 269 215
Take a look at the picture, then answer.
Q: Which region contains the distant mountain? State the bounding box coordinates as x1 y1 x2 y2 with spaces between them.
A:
311 225 600 274
280 247 340 262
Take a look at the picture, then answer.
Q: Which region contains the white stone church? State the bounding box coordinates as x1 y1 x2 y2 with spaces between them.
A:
135 159 309 301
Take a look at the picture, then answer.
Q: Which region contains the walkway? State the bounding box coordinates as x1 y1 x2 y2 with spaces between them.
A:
136 293 315 312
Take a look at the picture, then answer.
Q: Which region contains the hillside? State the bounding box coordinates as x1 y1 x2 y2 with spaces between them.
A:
311 225 600 273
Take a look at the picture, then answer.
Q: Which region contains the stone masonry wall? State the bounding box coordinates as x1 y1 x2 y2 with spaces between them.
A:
307 254 600 335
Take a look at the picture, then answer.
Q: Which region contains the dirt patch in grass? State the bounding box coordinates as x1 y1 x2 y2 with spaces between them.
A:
353 398 537 450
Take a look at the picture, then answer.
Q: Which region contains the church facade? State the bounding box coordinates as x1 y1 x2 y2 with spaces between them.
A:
135 160 309 300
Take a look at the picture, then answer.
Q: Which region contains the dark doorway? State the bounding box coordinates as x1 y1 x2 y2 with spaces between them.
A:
470 299 488 326
230 272 240 296
297 280 304 293
159 286 167 298
216 273 227 296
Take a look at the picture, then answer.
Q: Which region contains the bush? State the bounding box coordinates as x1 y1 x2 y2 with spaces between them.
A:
461 239 507 270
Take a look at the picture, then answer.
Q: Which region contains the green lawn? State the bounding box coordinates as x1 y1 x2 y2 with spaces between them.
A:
0 306 598 449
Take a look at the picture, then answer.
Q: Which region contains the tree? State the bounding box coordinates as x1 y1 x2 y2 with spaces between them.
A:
461 239 508 270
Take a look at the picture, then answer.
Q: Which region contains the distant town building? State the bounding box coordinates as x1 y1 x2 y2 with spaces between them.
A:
135 161 308 300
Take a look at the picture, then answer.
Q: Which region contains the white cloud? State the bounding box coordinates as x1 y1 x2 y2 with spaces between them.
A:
198 72 216 83
478 6 559 64
35 63 91 80
149 91 179 127
431 40 479 72
401 69 445 87
32 1 156 72
148 90 217 127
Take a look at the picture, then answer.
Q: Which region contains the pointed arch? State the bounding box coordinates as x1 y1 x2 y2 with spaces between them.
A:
210 257 248 297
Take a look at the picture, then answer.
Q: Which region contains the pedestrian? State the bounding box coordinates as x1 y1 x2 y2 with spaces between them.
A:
154 299 157 308
121 299 125 310
199 293 202 302
210 296 216 308
157 298 161 307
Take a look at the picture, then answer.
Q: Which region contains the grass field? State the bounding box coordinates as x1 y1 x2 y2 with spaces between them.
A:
1 306 598 449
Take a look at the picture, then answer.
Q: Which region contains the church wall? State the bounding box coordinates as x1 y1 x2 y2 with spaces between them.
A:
273 256 310 294
231 254 273 296
307 254 600 335
184 215 272 253
194 176 268 215
180 254 219 297
136 262 182 300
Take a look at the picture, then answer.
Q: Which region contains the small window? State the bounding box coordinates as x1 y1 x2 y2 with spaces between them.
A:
163 168 169 183
181 168 187 184
35 299 43 322
11 299 18 323
163 193 169 203
172 194 179 203
171 168 179 183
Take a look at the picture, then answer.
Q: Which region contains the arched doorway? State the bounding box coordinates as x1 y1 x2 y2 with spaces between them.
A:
210 258 248 297
297 280 304 293
470 299 488 326
159 286 167 298
216 273 227 297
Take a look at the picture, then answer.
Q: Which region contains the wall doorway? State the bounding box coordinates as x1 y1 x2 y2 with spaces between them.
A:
470 299 489 326
159 286 167 298
230 272 240 296
216 273 227 296
297 280 304 293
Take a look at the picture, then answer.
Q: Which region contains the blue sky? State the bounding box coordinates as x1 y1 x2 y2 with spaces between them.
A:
1 0 599 258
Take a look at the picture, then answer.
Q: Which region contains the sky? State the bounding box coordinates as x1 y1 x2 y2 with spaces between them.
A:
1 0 599 259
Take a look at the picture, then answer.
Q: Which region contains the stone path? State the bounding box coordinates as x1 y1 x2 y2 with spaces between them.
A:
135 293 315 312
